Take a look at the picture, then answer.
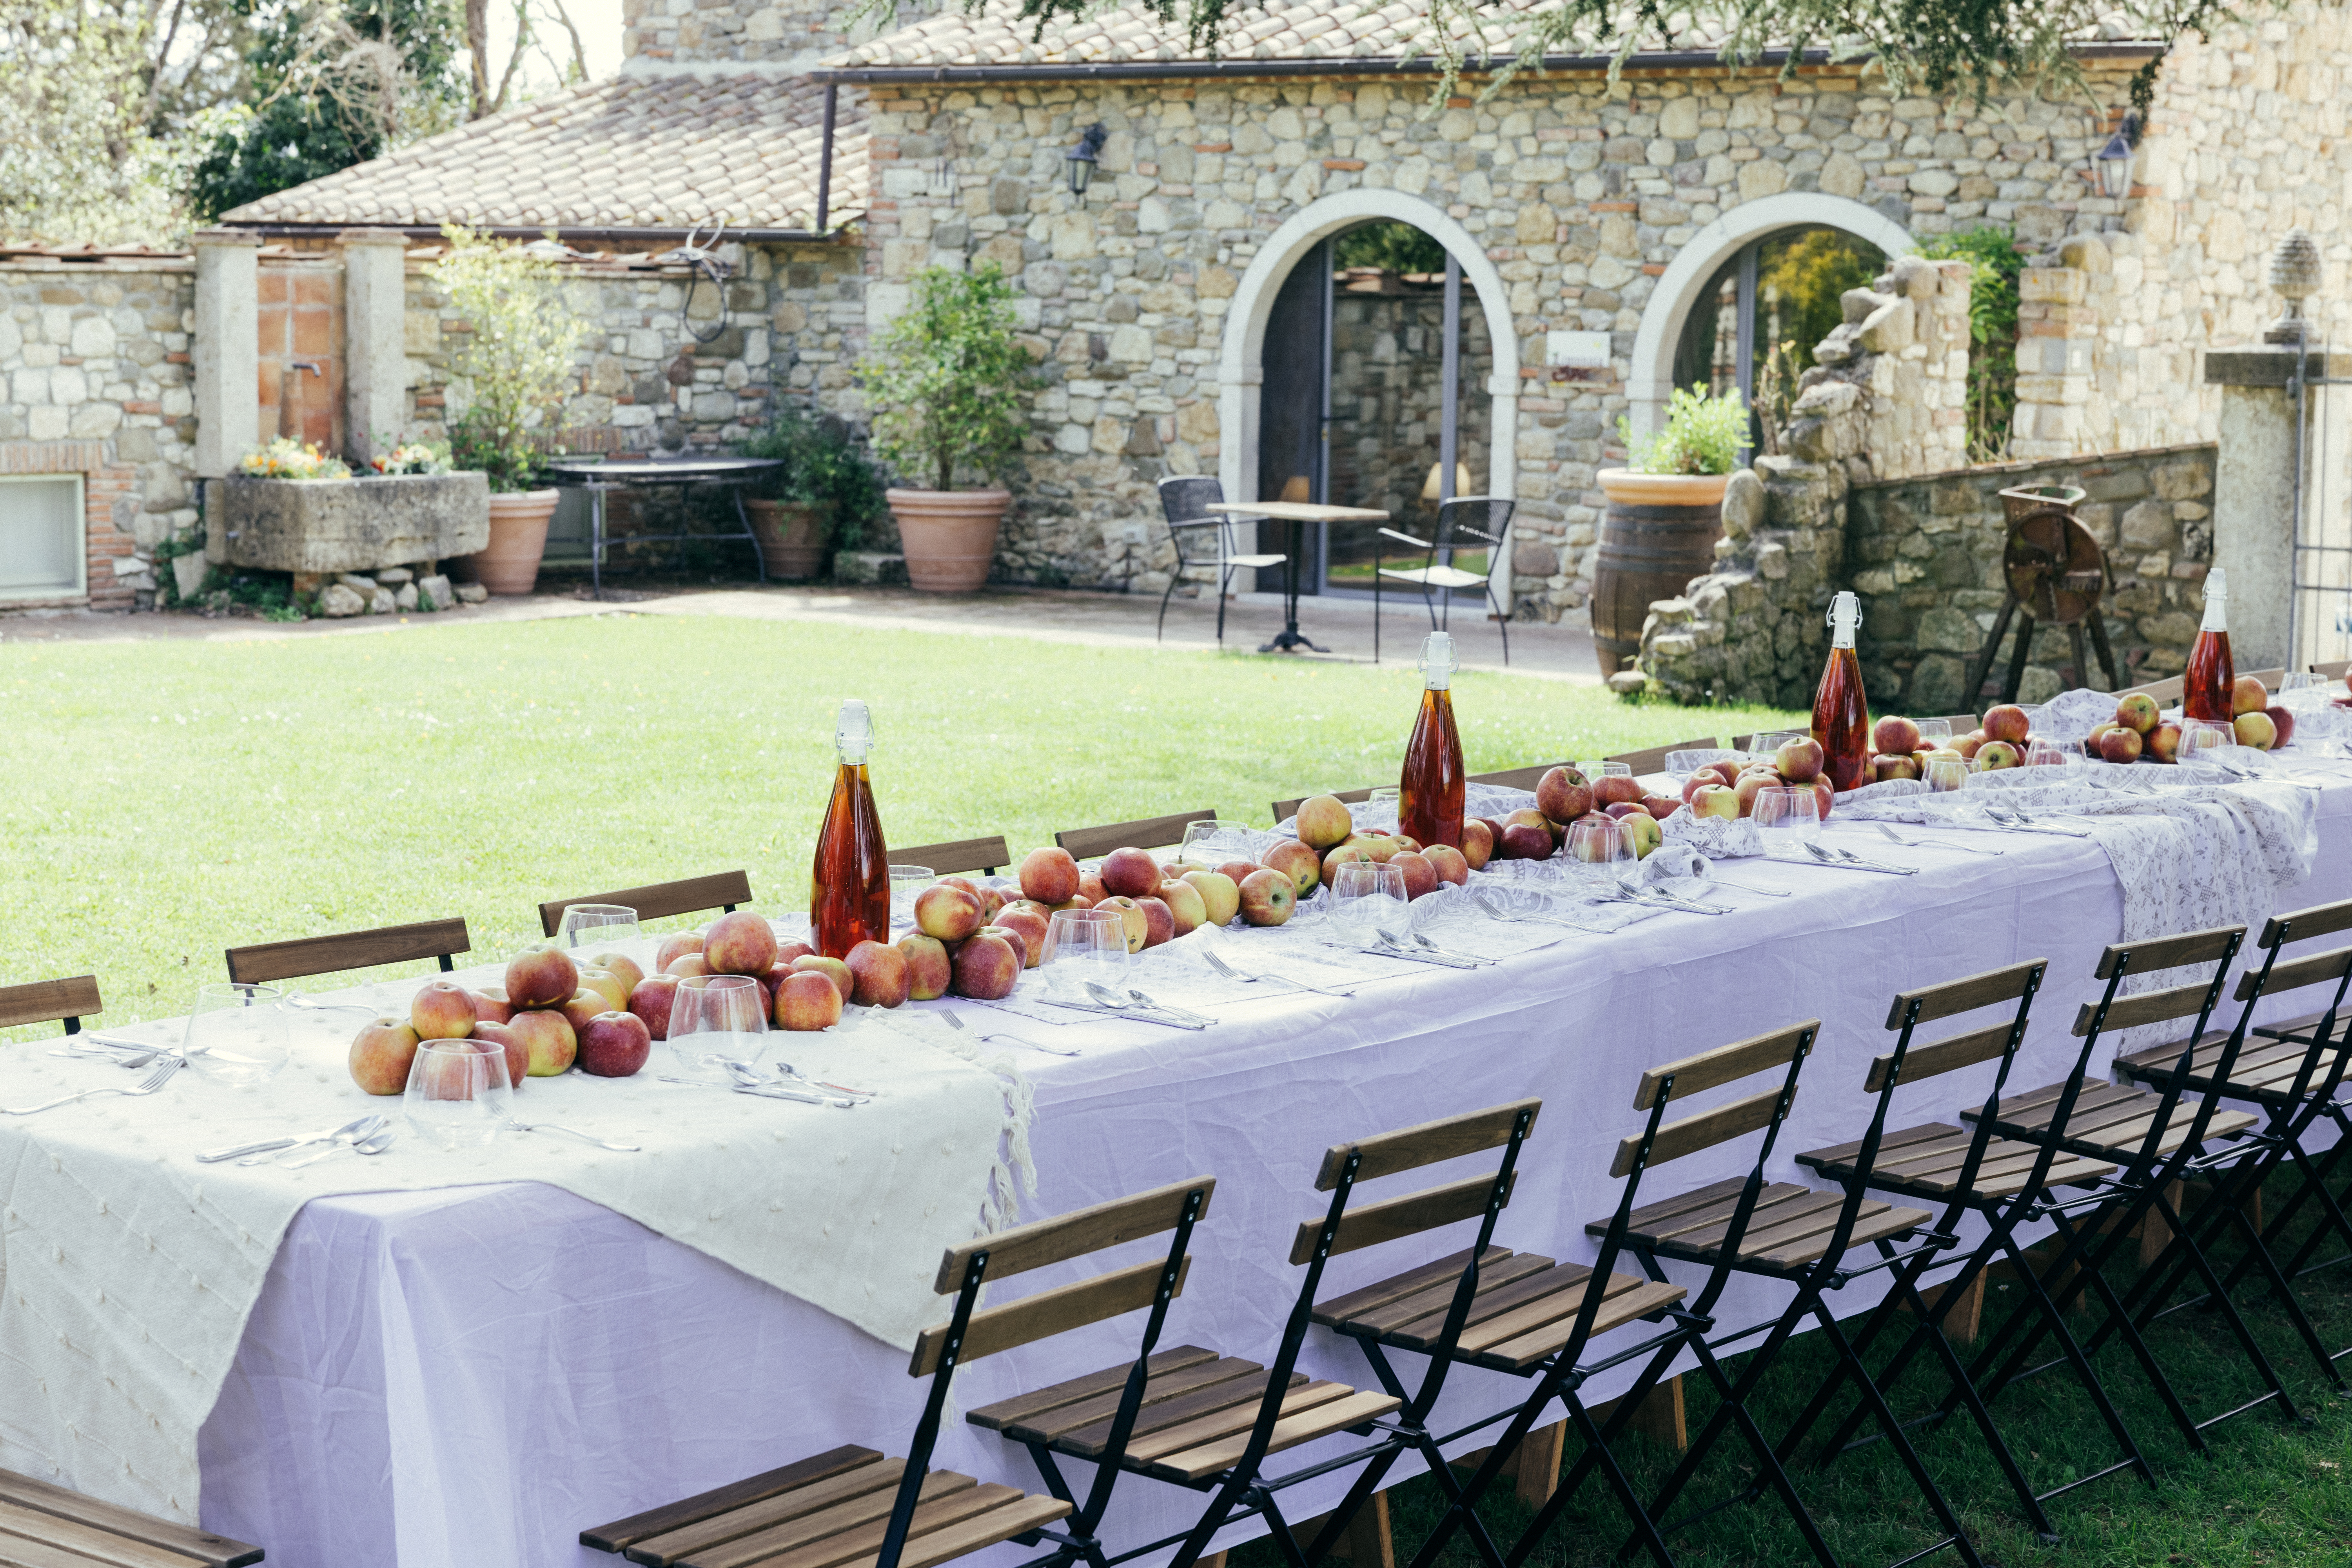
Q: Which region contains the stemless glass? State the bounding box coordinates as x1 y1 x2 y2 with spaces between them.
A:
403 1038 513 1149
670 973 768 1072
560 902 641 951
1916 719 1955 742
1573 760 1634 780
1565 816 1635 890
1328 859 1408 945
1753 785 1823 845
889 865 935 926
1040 907 1129 1003
1924 756 1969 793
1179 820 1256 866
2026 737 2083 768
2180 718 2236 768
183 982 290 1088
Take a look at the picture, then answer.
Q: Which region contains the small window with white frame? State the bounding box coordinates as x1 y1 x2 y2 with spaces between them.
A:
0 473 85 600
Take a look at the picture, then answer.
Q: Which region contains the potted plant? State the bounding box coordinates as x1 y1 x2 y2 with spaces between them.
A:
1591 386 1748 677
433 225 593 595
860 263 1037 593
735 406 885 579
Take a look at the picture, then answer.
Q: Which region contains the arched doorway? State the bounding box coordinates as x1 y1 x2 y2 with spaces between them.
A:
1218 191 1521 610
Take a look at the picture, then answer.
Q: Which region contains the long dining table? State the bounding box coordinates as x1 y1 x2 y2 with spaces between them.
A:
9 764 2348 1568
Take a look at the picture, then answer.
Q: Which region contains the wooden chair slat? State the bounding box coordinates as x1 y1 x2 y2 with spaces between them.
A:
1755 1203 1928 1270
2238 946 2352 1001
2115 673 2184 702
962 1345 1218 1433
1309 1245 1510 1325
1325 1254 1554 1338
1054 811 1220 861
889 838 1012 877
932 1176 1214 1293
1116 1382 1343 1466
2263 898 2352 949
1883 958 2045 1029
0 1472 260 1568
1606 736 1723 776
1867 1020 2013 1092
1382 1259 1586 1348
0 1497 209 1568
1786 1121 1952 1174
1478 1281 1686 1373
996 1356 1261 1446
1449 1270 1635 1356
1921 712 1982 733
2314 658 2349 680
706 1479 1009 1568
538 870 753 938
225 916 470 985
1311 1100 1539 1190
0 976 100 1033
1289 1172 1512 1265
582 1446 887 1554
2076 979 2234 1037
884 1493 1075 1568
1466 762 1568 791
0 1529 136 1568
909 1256 1189 1377
1053 1367 1291 1461
1612 1085 1787 1178
1146 1390 1403 1485
1635 1022 1814 1109
628 1459 904 1566
2096 926 2243 978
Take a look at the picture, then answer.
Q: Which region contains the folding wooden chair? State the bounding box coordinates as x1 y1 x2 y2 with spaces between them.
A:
1783 950 2208 1542
1056 811 1219 861
539 871 753 937
1156 476 1283 647
225 917 470 986
893 837 1013 877
1271 766 1566 823
0 974 102 1038
2112 672 2183 703
0 1468 262 1566
582 1176 1213 1568
1606 738 1725 777
1397 1027 1834 1568
2314 657 2350 681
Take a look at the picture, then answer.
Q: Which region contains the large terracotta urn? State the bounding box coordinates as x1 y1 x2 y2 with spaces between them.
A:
456 489 560 595
887 488 1011 593
1589 469 1731 677
744 498 833 580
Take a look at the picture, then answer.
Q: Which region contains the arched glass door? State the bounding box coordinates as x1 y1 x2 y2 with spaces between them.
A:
1672 227 1886 454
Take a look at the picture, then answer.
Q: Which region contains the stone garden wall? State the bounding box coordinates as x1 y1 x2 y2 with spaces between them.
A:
0 257 199 610
1847 442 2216 710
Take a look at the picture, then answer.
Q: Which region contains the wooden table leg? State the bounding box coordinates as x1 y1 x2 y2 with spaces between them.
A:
1290 1490 1393 1568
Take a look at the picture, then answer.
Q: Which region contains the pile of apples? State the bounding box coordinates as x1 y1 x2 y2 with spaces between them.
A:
1675 739 1840 822
1295 795 1476 896
637 910 908 1032
347 942 654 1096
2086 676 2292 762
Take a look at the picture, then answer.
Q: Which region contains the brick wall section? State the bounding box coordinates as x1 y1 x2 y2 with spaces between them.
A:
0 260 199 609
1847 443 2216 711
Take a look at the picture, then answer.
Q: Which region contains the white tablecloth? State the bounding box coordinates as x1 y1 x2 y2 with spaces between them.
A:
183 767 2352 1568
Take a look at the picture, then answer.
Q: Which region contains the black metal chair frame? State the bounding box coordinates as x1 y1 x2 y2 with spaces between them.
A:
1373 497 1512 667
1156 476 1283 647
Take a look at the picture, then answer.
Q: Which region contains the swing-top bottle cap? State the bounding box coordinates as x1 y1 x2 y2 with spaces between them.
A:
1418 631 1457 689
834 699 876 762
2204 566 2227 600
1826 590 1862 646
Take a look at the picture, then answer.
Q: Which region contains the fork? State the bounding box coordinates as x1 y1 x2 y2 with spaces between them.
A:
4 1053 182 1115
1874 822 2002 856
938 1005 1080 1056
1200 946 1355 998
501 1115 643 1151
1981 805 2091 838
1472 890 1608 932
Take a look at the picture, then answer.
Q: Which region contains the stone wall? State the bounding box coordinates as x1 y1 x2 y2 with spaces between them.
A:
0 258 198 610
1847 443 2217 711
624 0 933 64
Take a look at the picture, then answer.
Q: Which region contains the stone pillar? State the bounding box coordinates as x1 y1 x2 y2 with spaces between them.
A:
2203 348 2341 672
191 230 260 484
339 228 411 467
2009 264 2094 459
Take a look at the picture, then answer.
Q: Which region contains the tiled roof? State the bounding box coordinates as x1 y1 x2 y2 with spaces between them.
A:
222 72 866 234
818 0 2158 72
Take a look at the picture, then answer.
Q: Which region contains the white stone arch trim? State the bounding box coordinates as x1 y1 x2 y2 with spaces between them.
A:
1626 193 1915 438
1216 190 1521 609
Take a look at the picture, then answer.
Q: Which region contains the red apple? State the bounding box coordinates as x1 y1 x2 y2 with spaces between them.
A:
776 971 844 1031
1873 753 1922 782
1238 867 1296 926
898 933 951 1000
666 953 711 978
845 939 913 1005
2232 675 2270 717
915 883 985 942
1324 842 1373 881
1681 771 1721 806
1098 847 1163 898
1359 835 1402 864
577 1011 652 1078
1214 860 1258 887
1603 801 1644 820
1425 843 1470 887
1391 835 1423 853
2114 693 2160 734
951 931 1022 999
1263 838 1323 895
1979 739 2024 769
652 931 703 970
1810 779 1835 822
348 1017 421 1095
1460 819 1495 870
2145 721 2183 763
938 875 984 897
773 939 814 968
1134 897 1176 949
1775 738 1825 783
1017 846 1082 904
1295 795 1356 851
583 951 645 996
471 1020 528 1092
559 989 605 1036
1077 871 1109 904
1983 704 2031 744
1096 896 1148 953
994 905 1052 965
2098 727 2142 763
1182 869 1241 926
702 910 779 977
2265 705 2296 748
1592 775 1645 808
1873 715 1922 755
1953 729 1989 759
1691 784 1740 821
1642 793 1681 820
1534 766 1593 824
410 980 477 1040
1733 770 1784 817
576 967 631 1014
1499 822 1555 859
1157 880 1207 937
469 985 514 1025
505 943 579 1010
506 1008 577 1076
789 954 855 1004
1392 850 1440 900
628 975 681 1040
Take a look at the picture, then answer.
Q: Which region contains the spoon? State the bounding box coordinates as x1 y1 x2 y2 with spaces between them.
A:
500 1114 642 1151
224 1112 385 1165
1874 822 2000 855
764 1059 877 1100
720 1061 861 1108
285 1125 399 1168
936 1006 1080 1056
1123 987 1216 1025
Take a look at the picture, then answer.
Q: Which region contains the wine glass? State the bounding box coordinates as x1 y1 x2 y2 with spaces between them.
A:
889 865 934 926
403 1039 513 1149
670 973 767 1073
1565 816 1635 891
1753 786 1823 847
2281 671 2325 693
183 982 290 1088
1040 907 1129 1004
560 903 641 951
1924 756 1968 793
1329 860 1408 946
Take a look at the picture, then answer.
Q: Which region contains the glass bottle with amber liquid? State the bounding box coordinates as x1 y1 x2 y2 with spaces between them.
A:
2182 566 2235 722
809 699 890 958
1812 591 1872 793
1399 631 1465 849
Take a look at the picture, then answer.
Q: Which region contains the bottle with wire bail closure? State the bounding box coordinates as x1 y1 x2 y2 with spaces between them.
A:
1812 591 1871 793
809 700 891 958
2181 566 2234 723
1398 631 1466 849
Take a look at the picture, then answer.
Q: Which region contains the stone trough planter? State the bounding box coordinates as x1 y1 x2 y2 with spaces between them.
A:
215 473 492 580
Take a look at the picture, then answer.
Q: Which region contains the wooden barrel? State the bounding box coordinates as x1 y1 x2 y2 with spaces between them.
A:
1590 473 1728 677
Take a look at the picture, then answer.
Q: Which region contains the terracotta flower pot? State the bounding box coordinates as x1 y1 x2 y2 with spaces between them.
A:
456 489 560 595
744 498 833 580
887 488 1011 593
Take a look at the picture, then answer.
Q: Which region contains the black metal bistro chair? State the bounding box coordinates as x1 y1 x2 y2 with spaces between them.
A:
1374 497 1514 666
1156 477 1283 647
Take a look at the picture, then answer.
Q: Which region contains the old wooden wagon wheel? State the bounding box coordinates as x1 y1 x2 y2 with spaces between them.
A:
1964 485 2123 704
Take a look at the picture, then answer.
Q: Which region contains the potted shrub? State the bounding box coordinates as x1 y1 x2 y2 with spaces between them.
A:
860 263 1037 593
735 406 885 579
434 225 593 595
1591 386 1748 677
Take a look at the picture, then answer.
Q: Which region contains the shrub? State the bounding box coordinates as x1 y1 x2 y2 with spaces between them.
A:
431 227 594 491
1618 387 1747 477
860 264 1037 492
737 406 886 552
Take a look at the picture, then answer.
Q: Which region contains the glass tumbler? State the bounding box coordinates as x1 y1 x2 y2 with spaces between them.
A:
1924 756 1968 793
1040 907 1130 1004
1753 786 1823 846
560 903 641 951
183 982 290 1088
1329 859 1408 945
670 973 768 1073
1565 816 1635 891
403 1038 513 1149
889 866 935 927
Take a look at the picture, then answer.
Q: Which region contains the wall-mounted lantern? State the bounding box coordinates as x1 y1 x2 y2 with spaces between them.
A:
2093 110 2142 201
1065 124 1107 198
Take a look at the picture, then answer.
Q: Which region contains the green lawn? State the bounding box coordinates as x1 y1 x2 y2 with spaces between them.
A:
2 612 1800 1034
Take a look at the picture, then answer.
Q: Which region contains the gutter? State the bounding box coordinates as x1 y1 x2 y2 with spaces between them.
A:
811 39 2165 85
219 222 848 244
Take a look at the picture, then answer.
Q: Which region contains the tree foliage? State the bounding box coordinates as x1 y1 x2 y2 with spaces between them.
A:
1916 225 2029 461
1334 220 1448 275
432 225 594 491
860 264 1038 493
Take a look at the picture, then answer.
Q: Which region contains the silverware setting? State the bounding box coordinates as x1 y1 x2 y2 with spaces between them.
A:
1980 805 2092 838
47 1033 176 1067
5 1054 183 1116
938 1005 1080 1055
1799 840 1918 875
286 994 383 1016
499 1114 643 1151
1320 937 1478 970
1629 885 1734 915
283 1124 399 1168
1200 946 1355 998
1392 930 1498 965
219 1113 386 1166
1873 822 2003 856
1707 877 1793 897
1035 982 1209 1029
1472 890 1609 932
655 1074 861 1108
721 1059 866 1107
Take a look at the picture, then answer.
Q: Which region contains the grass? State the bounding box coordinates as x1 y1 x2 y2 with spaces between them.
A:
0 611 1801 1035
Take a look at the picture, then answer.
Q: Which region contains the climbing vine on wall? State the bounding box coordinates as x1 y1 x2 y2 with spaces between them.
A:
1915 227 2027 464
